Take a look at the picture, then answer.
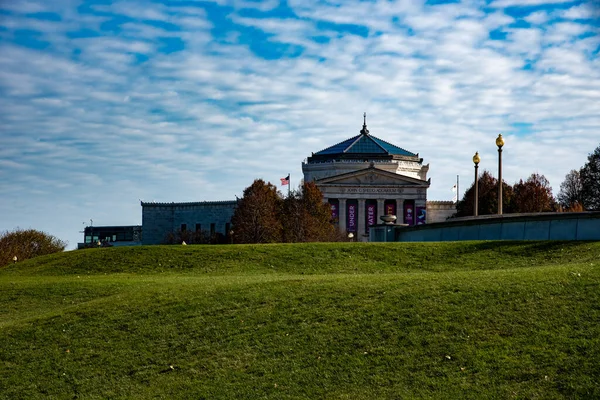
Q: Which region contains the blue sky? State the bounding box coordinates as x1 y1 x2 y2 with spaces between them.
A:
1 0 599 249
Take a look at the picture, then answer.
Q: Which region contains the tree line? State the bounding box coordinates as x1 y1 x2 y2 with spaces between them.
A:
164 179 343 245
455 143 600 217
230 179 343 244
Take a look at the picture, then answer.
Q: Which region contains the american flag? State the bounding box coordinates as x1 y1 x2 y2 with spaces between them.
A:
280 174 290 186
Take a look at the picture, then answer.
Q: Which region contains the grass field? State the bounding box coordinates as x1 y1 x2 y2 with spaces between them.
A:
1 241 599 399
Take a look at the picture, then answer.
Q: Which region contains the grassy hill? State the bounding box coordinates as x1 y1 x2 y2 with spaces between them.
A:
1 241 599 399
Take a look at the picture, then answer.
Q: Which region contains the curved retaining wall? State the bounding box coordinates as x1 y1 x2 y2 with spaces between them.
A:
370 212 600 242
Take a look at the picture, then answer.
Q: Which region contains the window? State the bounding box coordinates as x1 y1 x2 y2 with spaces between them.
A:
210 223 215 236
225 223 231 235
181 224 187 232
195 223 201 232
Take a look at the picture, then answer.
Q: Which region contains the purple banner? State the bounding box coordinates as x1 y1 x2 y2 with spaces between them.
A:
347 203 357 232
416 206 427 225
330 203 338 220
385 203 396 216
404 200 414 226
367 204 376 228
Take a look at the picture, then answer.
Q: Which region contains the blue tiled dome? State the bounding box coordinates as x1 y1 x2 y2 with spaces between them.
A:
314 115 416 157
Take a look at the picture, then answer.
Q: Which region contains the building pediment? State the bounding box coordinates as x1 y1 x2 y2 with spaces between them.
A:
316 165 430 187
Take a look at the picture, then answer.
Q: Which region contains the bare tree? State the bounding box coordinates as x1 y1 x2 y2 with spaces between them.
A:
557 169 583 210
581 144 600 211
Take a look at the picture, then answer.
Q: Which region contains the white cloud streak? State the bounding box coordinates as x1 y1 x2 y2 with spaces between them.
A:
0 0 599 248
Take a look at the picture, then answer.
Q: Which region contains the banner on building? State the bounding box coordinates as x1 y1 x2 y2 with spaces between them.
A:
330 203 338 220
416 206 427 225
385 202 396 216
404 200 414 226
367 203 376 233
347 203 357 232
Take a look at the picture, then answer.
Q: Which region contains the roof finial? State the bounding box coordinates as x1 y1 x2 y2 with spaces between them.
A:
360 112 369 135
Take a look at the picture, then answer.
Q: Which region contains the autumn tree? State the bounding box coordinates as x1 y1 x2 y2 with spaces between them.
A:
580 144 600 210
1 228 67 267
282 182 338 242
557 169 583 210
512 173 556 213
455 171 514 217
231 179 283 243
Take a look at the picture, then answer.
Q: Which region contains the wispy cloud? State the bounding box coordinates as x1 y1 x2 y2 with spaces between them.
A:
0 0 599 248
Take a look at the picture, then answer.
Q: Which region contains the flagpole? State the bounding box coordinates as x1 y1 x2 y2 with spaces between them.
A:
288 173 291 198
456 175 459 209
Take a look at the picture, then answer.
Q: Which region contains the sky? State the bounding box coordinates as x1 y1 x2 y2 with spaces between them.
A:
1 0 599 249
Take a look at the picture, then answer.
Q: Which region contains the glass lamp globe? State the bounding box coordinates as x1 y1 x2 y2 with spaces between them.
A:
496 134 505 148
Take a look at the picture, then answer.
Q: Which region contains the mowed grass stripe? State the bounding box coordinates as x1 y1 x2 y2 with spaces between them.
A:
2 241 599 276
1 248 599 399
2 261 596 327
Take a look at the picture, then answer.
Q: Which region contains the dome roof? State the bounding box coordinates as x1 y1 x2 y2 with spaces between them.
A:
312 113 417 158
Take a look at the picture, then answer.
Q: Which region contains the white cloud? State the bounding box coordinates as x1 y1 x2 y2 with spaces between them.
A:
524 11 549 25
560 3 600 19
490 0 576 7
0 0 599 248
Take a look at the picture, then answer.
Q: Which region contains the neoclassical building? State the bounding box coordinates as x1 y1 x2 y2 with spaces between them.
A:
113 114 453 246
303 115 430 240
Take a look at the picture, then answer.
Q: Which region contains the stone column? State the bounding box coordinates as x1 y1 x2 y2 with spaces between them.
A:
339 198 347 233
358 199 366 239
397 199 404 224
377 199 385 224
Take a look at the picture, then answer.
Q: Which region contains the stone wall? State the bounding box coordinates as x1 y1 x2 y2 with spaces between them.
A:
388 212 600 242
141 201 237 245
426 201 456 223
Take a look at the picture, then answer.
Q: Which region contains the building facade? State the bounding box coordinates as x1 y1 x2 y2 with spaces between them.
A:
141 201 236 245
78 225 142 248
303 115 431 241
135 115 453 245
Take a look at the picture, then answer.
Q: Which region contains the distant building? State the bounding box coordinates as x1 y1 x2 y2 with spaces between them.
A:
130 115 455 245
141 201 236 245
303 114 431 241
78 225 142 249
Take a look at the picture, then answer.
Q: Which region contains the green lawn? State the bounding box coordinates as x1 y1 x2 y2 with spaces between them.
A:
1 241 599 399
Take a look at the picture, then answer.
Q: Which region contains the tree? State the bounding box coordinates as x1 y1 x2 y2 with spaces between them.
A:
0 228 67 267
282 182 338 242
580 144 600 211
231 179 283 243
455 171 514 217
557 169 583 210
512 173 556 213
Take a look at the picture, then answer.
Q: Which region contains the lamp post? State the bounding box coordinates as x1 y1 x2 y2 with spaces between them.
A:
473 152 480 217
496 134 505 215
348 232 354 242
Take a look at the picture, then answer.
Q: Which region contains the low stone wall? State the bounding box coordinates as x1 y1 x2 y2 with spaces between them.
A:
426 201 456 223
382 212 600 242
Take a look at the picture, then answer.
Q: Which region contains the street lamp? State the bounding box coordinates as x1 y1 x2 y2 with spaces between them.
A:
348 232 354 242
473 152 480 217
496 134 505 215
